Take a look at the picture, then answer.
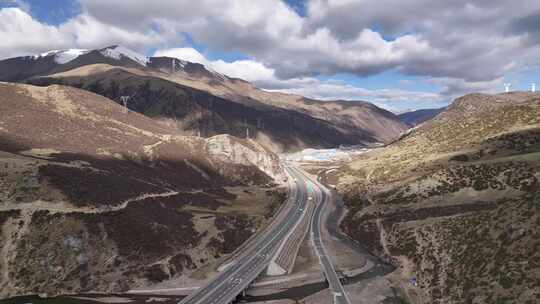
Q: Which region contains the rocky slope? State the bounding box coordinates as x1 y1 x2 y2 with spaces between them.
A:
0 82 286 297
0 46 408 152
328 92 540 304
147 56 408 144
28 64 368 153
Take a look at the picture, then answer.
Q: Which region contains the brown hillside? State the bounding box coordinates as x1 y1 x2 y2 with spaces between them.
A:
0 82 285 297
26 61 407 152
329 92 540 304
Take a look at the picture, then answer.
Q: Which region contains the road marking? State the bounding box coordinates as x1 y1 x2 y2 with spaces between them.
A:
181 167 309 304
296 167 351 304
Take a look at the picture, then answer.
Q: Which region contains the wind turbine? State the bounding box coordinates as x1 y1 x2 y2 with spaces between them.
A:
531 82 536 93
504 83 511 93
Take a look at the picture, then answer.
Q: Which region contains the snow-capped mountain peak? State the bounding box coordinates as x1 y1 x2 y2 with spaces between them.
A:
55 49 90 64
28 45 149 66
32 49 89 64
99 45 149 66
23 45 232 82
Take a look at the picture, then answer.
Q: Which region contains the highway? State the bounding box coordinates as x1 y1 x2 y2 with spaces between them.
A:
294 167 352 304
179 164 350 304
179 165 310 304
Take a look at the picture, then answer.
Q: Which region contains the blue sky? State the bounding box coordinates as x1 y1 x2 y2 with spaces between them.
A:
0 0 79 24
1 0 539 112
283 0 307 16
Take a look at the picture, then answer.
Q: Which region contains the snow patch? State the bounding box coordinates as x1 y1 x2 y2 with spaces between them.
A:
27 45 149 66
33 50 60 59
100 45 149 66
31 49 89 64
205 66 228 81
172 58 187 69
54 49 89 64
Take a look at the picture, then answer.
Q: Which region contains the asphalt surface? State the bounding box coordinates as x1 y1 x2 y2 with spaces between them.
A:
179 165 310 304
296 168 351 304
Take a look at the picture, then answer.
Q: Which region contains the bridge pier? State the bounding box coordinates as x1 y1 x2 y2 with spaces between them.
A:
231 288 248 304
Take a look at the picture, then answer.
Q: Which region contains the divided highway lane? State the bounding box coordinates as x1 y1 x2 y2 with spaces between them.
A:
292 167 351 304
179 165 310 304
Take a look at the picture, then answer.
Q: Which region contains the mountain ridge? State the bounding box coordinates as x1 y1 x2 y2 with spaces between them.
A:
1 45 408 152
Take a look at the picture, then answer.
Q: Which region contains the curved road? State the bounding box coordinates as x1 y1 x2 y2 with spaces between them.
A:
294 167 351 304
179 165 309 304
179 164 349 304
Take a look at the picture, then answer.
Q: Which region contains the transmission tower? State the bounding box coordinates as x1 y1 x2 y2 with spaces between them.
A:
244 118 250 139
120 96 130 114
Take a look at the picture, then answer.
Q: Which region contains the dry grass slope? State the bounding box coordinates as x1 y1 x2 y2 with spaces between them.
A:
27 63 408 152
333 92 540 304
0 82 286 298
